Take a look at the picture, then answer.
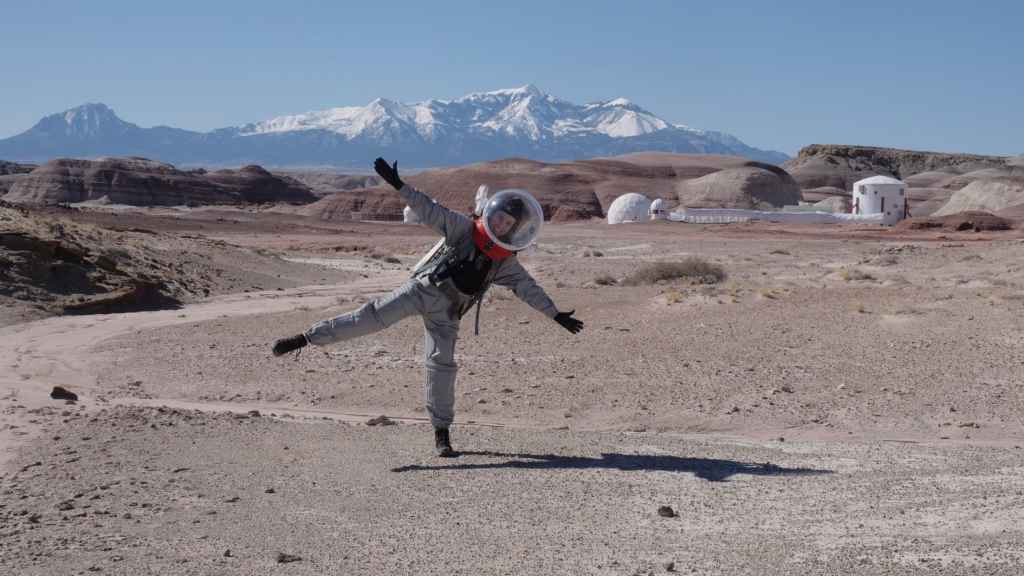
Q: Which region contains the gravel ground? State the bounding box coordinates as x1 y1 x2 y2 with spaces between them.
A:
3 214 1024 574
3 407 1024 575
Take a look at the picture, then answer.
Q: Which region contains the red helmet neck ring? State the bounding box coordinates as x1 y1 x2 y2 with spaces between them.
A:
472 219 513 261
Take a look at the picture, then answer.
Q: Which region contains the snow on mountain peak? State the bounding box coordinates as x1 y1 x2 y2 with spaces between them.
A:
239 86 686 142
47 103 132 137
63 103 117 125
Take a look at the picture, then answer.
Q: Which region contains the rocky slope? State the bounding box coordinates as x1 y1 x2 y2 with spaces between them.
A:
0 160 36 196
933 175 1024 216
3 157 317 206
0 202 357 325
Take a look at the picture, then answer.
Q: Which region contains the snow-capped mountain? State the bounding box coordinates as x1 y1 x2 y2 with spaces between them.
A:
237 85 673 142
0 86 788 166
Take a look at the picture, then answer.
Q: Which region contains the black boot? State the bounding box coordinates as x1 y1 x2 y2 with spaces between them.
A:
272 334 308 356
434 427 456 458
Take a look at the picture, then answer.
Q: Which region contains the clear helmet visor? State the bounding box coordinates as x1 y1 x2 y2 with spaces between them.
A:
480 189 544 251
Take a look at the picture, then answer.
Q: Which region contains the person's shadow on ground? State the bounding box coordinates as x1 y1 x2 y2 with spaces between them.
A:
391 451 832 482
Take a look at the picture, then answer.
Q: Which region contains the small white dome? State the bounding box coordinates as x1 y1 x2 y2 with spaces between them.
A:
649 198 669 220
607 193 652 224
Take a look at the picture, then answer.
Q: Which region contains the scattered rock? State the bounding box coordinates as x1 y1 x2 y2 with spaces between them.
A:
265 487 276 494
365 415 396 426
50 386 78 402
657 505 678 518
664 560 676 572
223 549 232 558
277 552 302 564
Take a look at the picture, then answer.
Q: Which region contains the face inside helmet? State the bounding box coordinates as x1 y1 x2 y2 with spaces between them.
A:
481 189 544 251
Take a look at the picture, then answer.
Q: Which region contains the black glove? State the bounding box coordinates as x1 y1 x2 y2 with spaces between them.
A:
374 157 404 190
554 310 584 335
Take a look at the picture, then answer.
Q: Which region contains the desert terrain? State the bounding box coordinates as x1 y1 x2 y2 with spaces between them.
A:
2 198 1024 575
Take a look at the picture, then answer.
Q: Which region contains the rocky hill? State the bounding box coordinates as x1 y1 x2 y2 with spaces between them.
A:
300 153 794 221
0 160 37 196
274 171 382 197
0 161 36 175
785 145 1022 217
2 157 317 206
785 145 1010 187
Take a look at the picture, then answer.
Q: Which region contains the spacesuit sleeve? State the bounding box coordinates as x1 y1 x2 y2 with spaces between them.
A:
491 257 558 319
398 184 472 242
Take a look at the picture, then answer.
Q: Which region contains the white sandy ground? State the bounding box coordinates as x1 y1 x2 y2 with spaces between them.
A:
2 220 1024 574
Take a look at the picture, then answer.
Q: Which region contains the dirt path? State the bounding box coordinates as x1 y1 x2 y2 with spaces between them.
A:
0 274 409 471
3 407 1024 575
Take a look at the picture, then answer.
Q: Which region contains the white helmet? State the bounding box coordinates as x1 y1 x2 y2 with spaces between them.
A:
480 189 544 251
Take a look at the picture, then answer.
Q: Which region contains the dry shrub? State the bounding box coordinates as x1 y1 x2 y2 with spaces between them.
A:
663 289 686 304
624 257 726 286
838 267 875 282
366 250 401 264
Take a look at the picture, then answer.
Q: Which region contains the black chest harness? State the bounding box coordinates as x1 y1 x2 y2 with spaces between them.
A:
423 244 504 335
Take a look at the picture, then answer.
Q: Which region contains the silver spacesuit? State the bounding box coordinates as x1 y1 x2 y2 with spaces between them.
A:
304 183 560 430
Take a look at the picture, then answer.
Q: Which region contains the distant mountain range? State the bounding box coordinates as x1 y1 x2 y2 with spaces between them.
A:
0 85 788 167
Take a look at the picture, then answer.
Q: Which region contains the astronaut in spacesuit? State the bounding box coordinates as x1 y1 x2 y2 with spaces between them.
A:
272 158 583 457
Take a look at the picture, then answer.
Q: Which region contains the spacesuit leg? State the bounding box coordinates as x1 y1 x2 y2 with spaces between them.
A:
305 279 426 346
422 306 460 429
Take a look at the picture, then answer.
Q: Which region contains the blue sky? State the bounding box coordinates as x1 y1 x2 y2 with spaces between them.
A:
1 0 1021 156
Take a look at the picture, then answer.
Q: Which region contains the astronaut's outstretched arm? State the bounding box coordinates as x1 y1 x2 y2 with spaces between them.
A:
374 157 471 241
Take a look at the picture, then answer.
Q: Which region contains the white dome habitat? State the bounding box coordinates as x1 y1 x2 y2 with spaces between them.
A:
607 193 652 224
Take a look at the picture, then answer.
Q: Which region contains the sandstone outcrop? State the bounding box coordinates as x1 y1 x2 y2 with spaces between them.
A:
933 177 1024 216
4 157 317 206
675 163 801 209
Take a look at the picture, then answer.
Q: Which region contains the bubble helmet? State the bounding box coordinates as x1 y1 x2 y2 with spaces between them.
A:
479 189 545 252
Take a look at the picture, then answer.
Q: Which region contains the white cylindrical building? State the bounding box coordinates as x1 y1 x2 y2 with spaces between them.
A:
851 175 907 225
607 193 652 224
403 205 420 224
649 198 669 220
